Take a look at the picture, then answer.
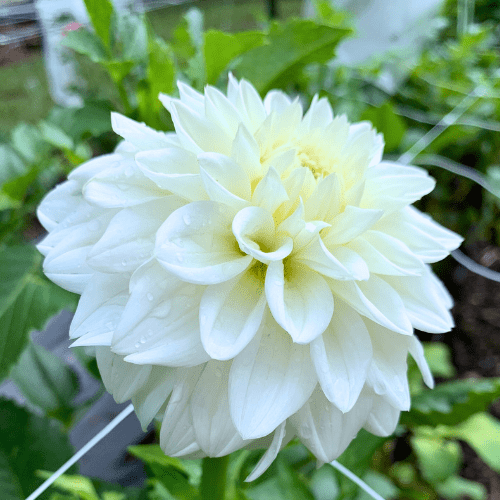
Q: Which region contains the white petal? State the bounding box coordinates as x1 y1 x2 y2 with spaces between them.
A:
266 261 334 344
375 206 463 263
295 237 365 280
329 276 413 335
95 348 151 404
83 157 164 207
310 300 372 412
245 421 287 482
366 321 411 411
229 316 317 439
231 124 262 182
160 366 204 456
200 270 267 360
383 270 454 333
300 95 333 132
70 331 113 347
170 100 233 155
232 206 293 264
236 79 267 133
135 147 208 202
155 201 253 285
87 197 185 273
111 112 179 150
191 361 250 456
252 167 289 215
408 336 434 389
322 206 383 246
290 387 373 464
264 90 292 114
363 394 401 437
205 86 244 138
303 173 342 222
360 162 436 213
131 366 177 430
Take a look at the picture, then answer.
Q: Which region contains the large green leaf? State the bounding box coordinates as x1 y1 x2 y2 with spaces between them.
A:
83 0 114 49
204 30 266 85
61 29 108 64
10 123 49 164
0 398 75 500
0 245 77 382
37 472 99 500
410 435 462 484
11 343 79 425
233 19 351 93
436 413 500 473
360 102 406 152
402 378 500 427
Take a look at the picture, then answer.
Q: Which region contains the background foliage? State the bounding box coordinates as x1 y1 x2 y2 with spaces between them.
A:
0 0 499 498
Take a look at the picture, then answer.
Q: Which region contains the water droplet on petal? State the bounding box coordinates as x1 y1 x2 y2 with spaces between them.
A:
134 342 141 349
147 292 154 301
122 259 127 266
183 214 191 225
176 252 184 263
124 165 134 178
140 336 147 344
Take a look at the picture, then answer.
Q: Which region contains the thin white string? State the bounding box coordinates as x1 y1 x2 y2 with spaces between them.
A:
397 85 485 166
25 404 135 500
330 461 386 500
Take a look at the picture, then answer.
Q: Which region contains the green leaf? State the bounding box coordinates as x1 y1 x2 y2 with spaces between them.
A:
234 19 351 93
11 123 49 163
61 29 108 63
39 122 75 151
0 145 26 186
410 435 462 484
360 102 406 152
149 463 200 500
112 13 148 63
356 471 399 500
0 398 76 499
101 60 136 84
147 36 175 101
436 413 500 473
83 0 114 48
308 465 339 500
435 475 487 500
402 378 500 427
37 472 99 500
11 343 78 421
0 165 38 210
0 245 77 382
204 30 266 85
423 342 456 379
246 457 313 500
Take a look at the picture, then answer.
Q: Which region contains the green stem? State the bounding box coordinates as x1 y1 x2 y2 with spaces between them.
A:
200 455 230 500
116 80 133 116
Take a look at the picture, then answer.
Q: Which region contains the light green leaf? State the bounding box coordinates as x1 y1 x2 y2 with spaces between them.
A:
11 343 78 418
0 398 75 499
360 102 406 152
435 475 487 500
128 444 201 486
356 471 399 500
234 19 351 93
411 435 462 484
37 472 99 500
0 245 77 382
0 145 26 186
402 377 500 427
101 60 135 83
437 413 500 473
423 342 456 378
147 36 175 100
204 30 266 85
11 123 48 163
39 122 75 151
83 0 114 48
61 28 108 63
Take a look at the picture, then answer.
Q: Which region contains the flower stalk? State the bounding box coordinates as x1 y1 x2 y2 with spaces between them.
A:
201 455 230 500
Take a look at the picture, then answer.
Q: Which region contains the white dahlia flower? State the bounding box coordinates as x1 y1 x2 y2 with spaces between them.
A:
38 76 462 479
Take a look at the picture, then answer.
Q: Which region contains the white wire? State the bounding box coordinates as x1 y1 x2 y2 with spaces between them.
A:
330 461 386 500
25 404 135 500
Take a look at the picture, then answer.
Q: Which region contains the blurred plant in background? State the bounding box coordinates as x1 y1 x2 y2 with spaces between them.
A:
0 0 499 499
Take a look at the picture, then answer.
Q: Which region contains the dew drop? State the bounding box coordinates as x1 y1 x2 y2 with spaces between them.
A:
134 342 141 349
176 252 184 263
174 238 184 248
124 165 134 178
121 259 127 267
147 292 154 301
140 336 147 344
105 321 114 330
183 214 192 225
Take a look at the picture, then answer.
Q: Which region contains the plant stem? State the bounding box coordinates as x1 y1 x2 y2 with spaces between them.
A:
116 80 133 116
200 455 230 500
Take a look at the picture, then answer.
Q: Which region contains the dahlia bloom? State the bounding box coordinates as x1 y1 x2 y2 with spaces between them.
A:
38 76 462 479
